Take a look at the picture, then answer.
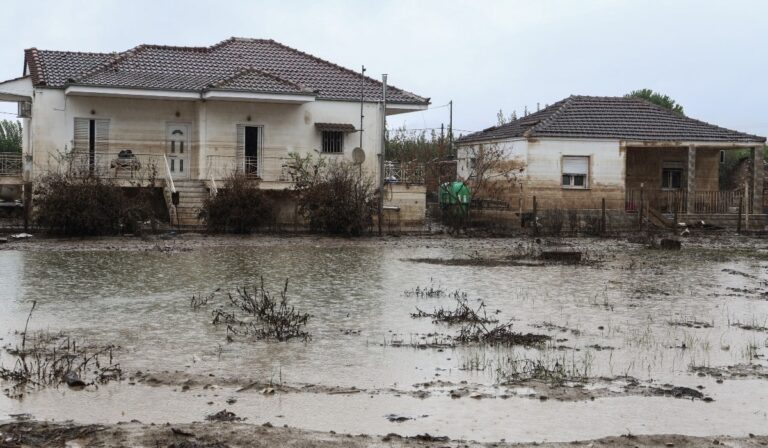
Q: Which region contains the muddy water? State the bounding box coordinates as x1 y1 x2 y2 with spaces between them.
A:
1 236 767 442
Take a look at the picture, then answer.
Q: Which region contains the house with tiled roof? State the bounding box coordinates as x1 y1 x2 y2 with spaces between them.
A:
0 37 429 226
456 95 766 223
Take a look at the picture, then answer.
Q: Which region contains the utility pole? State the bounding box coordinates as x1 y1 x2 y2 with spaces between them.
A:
378 74 387 236
359 65 365 149
448 100 453 157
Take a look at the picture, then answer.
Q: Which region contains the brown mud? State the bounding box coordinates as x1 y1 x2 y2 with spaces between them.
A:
0 420 766 448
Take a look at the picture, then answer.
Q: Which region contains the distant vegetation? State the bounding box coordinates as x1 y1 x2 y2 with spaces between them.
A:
626 89 685 115
386 126 453 163
0 120 22 153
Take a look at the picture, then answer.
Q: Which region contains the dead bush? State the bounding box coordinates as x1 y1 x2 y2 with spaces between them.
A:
456 320 550 346
412 298 498 325
198 278 311 342
288 154 375 236
34 172 158 236
0 302 121 399
199 173 276 234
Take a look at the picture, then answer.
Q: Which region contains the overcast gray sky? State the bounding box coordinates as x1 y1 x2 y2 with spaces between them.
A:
1 0 767 137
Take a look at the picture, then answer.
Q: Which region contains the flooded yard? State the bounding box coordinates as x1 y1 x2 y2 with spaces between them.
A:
1 234 767 445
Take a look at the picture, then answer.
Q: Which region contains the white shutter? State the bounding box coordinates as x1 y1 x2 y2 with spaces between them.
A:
73 118 90 152
236 124 246 173
562 156 588 174
73 118 110 153
94 119 110 153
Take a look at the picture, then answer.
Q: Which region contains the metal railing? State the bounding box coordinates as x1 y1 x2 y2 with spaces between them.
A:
163 154 175 193
62 152 164 181
0 153 22 176
384 161 425 185
625 189 746 214
206 152 292 182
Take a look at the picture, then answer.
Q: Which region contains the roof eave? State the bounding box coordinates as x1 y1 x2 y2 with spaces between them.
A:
203 90 315 103
65 84 201 100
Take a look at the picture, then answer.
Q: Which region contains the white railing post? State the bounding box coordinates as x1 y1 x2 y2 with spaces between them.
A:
163 154 176 193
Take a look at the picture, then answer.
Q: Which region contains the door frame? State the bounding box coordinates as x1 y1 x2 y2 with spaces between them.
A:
237 123 264 178
165 122 192 180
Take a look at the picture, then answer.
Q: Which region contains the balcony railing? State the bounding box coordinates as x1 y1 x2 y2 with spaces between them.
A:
63 152 165 181
384 161 425 185
625 189 747 214
206 150 292 182
0 153 23 177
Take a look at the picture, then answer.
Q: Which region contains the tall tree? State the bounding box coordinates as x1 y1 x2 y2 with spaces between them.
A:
0 119 22 153
496 109 517 126
626 89 684 115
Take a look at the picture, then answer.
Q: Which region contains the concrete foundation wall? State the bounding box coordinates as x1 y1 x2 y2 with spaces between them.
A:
382 183 427 231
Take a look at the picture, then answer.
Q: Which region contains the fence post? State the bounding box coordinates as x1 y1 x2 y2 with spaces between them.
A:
638 183 644 227
532 196 538 237
744 181 750 231
737 194 743 234
601 197 606 236
673 200 679 234
23 182 32 232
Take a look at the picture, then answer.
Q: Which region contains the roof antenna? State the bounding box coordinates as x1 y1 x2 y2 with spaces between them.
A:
524 105 528 116
537 102 540 112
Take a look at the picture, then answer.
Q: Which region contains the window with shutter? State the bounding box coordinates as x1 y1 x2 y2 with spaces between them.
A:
73 118 110 153
73 118 110 172
73 118 90 152
561 155 589 189
94 119 110 153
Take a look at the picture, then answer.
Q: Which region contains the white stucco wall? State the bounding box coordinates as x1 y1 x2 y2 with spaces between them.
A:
456 138 528 179
456 137 626 209
25 88 386 182
526 138 624 187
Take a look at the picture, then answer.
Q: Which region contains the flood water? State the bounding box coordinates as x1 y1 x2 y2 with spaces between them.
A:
1 236 767 442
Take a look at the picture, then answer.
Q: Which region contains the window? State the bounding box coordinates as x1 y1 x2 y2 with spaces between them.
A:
236 124 262 177
321 130 344 154
74 118 110 171
662 167 684 189
561 156 589 188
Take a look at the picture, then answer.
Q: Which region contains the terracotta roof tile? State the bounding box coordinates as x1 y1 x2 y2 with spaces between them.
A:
457 96 765 144
23 38 428 104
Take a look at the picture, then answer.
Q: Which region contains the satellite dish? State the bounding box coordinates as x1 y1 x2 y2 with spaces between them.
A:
352 147 366 165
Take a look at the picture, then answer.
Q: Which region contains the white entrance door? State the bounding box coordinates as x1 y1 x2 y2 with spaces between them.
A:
166 123 190 179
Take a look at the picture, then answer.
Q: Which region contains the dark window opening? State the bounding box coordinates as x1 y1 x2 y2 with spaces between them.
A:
662 168 683 189
244 126 260 176
88 119 96 171
321 131 344 154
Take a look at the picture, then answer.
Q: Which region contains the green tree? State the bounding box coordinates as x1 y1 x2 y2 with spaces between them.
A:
496 109 517 126
386 126 451 163
0 119 22 153
626 89 684 115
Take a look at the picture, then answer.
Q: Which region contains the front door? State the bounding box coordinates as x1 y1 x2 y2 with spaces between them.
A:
166 123 190 179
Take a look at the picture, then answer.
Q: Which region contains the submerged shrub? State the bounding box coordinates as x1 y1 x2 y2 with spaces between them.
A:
34 173 118 235
34 170 162 236
199 173 276 233
288 154 375 236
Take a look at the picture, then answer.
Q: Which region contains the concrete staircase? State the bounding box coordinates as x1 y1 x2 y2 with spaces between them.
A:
165 179 209 228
